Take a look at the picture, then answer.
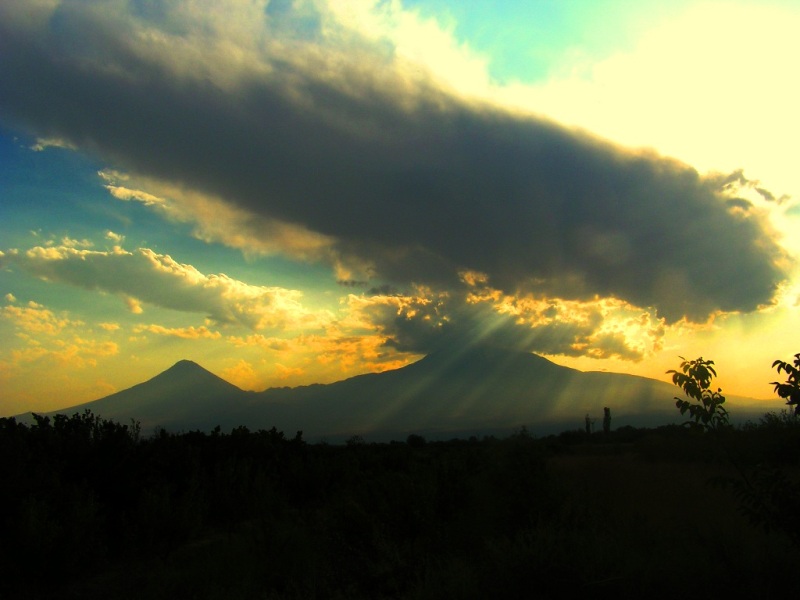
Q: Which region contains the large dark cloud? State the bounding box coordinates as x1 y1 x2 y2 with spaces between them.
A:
0 1 789 323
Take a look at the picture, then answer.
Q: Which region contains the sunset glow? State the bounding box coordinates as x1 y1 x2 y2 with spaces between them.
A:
1 0 799 415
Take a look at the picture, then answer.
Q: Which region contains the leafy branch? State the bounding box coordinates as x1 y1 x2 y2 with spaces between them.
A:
667 356 729 431
771 353 800 415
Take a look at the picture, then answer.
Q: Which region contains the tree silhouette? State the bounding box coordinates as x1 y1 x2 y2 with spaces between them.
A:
771 353 800 415
667 356 729 431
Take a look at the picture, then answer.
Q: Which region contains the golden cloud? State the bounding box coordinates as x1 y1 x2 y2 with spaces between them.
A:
134 324 223 340
3 244 335 332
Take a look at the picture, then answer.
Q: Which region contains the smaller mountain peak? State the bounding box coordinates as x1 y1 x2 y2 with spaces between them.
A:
173 359 202 368
148 359 238 390
160 359 209 376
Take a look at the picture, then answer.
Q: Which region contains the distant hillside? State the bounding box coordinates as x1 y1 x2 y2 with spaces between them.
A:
16 360 253 431
14 346 783 439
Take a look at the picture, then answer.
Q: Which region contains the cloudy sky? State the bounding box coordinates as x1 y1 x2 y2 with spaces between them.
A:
2 0 799 415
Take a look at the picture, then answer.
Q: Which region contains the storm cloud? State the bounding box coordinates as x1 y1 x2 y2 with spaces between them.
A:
0 0 789 325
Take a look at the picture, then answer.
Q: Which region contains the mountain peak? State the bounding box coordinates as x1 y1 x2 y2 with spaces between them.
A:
155 359 221 380
150 358 241 386
144 359 239 393
167 358 205 371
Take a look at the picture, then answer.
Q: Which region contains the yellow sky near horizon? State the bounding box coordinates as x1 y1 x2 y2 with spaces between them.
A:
1 0 799 416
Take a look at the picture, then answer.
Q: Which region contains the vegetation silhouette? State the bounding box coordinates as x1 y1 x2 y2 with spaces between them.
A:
668 355 800 549
668 356 729 431
771 353 800 415
1 354 799 598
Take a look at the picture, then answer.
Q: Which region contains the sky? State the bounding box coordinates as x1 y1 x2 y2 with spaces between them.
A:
1 0 800 416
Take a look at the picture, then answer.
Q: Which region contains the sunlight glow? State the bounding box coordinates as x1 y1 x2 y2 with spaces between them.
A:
1 0 798 416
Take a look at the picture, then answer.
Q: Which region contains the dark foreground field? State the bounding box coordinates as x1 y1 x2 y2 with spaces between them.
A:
2 411 799 599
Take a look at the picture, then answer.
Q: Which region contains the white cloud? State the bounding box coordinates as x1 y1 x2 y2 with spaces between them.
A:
1 338 119 375
0 244 334 331
1 300 79 335
30 136 77 152
99 170 337 261
0 295 120 381
105 184 166 207
226 329 415 385
222 358 263 390
59 236 93 248
105 230 125 244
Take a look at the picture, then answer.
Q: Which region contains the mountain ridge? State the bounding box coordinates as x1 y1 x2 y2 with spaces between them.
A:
11 346 783 439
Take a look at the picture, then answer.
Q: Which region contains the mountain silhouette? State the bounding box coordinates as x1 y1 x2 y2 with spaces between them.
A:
14 345 777 439
21 359 252 432
247 345 679 438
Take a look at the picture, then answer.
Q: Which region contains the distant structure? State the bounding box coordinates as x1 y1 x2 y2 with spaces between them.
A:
603 407 611 436
585 413 595 435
